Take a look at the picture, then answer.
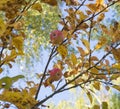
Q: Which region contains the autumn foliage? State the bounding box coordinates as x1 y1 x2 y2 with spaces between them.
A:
0 0 120 109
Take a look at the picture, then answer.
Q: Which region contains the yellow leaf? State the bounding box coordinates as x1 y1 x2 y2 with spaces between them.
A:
105 86 110 91
50 84 55 91
70 53 77 65
97 13 105 22
64 71 69 78
90 68 98 74
91 56 99 61
112 85 120 91
0 18 6 36
41 0 57 6
112 48 120 62
93 105 100 109
3 50 17 64
0 68 3 73
32 3 42 13
86 10 92 15
96 75 107 81
102 102 108 109
76 10 87 21
96 0 104 7
78 23 89 30
0 0 8 9
69 69 77 76
86 4 97 13
110 74 120 80
81 39 90 51
77 46 85 57
86 91 93 104
93 81 100 90
100 24 109 36
12 36 24 55
112 63 120 70
57 45 68 59
95 37 107 50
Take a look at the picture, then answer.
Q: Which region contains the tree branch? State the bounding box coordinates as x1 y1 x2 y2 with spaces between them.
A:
35 46 56 100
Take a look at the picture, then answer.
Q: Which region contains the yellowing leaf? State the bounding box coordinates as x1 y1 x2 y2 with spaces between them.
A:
86 91 93 104
0 18 6 36
112 63 120 70
91 56 99 61
69 69 77 76
78 23 89 30
96 75 107 81
32 3 42 13
0 68 3 73
12 36 24 55
81 39 90 51
2 50 17 64
64 71 69 78
110 74 120 81
93 105 100 109
70 53 77 65
93 81 100 90
97 13 105 22
57 45 68 59
100 24 109 35
74 78 83 84
50 84 55 91
86 4 97 13
77 46 85 57
95 37 107 50
90 68 98 74
105 86 110 91
112 48 120 62
112 85 120 91
102 102 108 109
41 0 57 6
76 10 87 21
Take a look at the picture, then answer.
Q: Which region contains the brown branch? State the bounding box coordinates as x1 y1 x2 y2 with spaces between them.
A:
32 44 115 108
88 13 94 67
35 46 56 100
55 79 63 91
0 47 4 64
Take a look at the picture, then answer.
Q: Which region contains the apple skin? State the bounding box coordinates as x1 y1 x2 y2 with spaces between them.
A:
50 30 64 45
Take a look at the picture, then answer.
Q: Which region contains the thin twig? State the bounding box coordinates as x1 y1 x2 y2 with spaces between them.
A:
0 47 4 63
55 79 63 91
35 46 56 100
88 13 94 67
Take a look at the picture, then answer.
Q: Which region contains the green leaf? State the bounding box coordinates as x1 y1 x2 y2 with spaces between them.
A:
0 75 24 89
